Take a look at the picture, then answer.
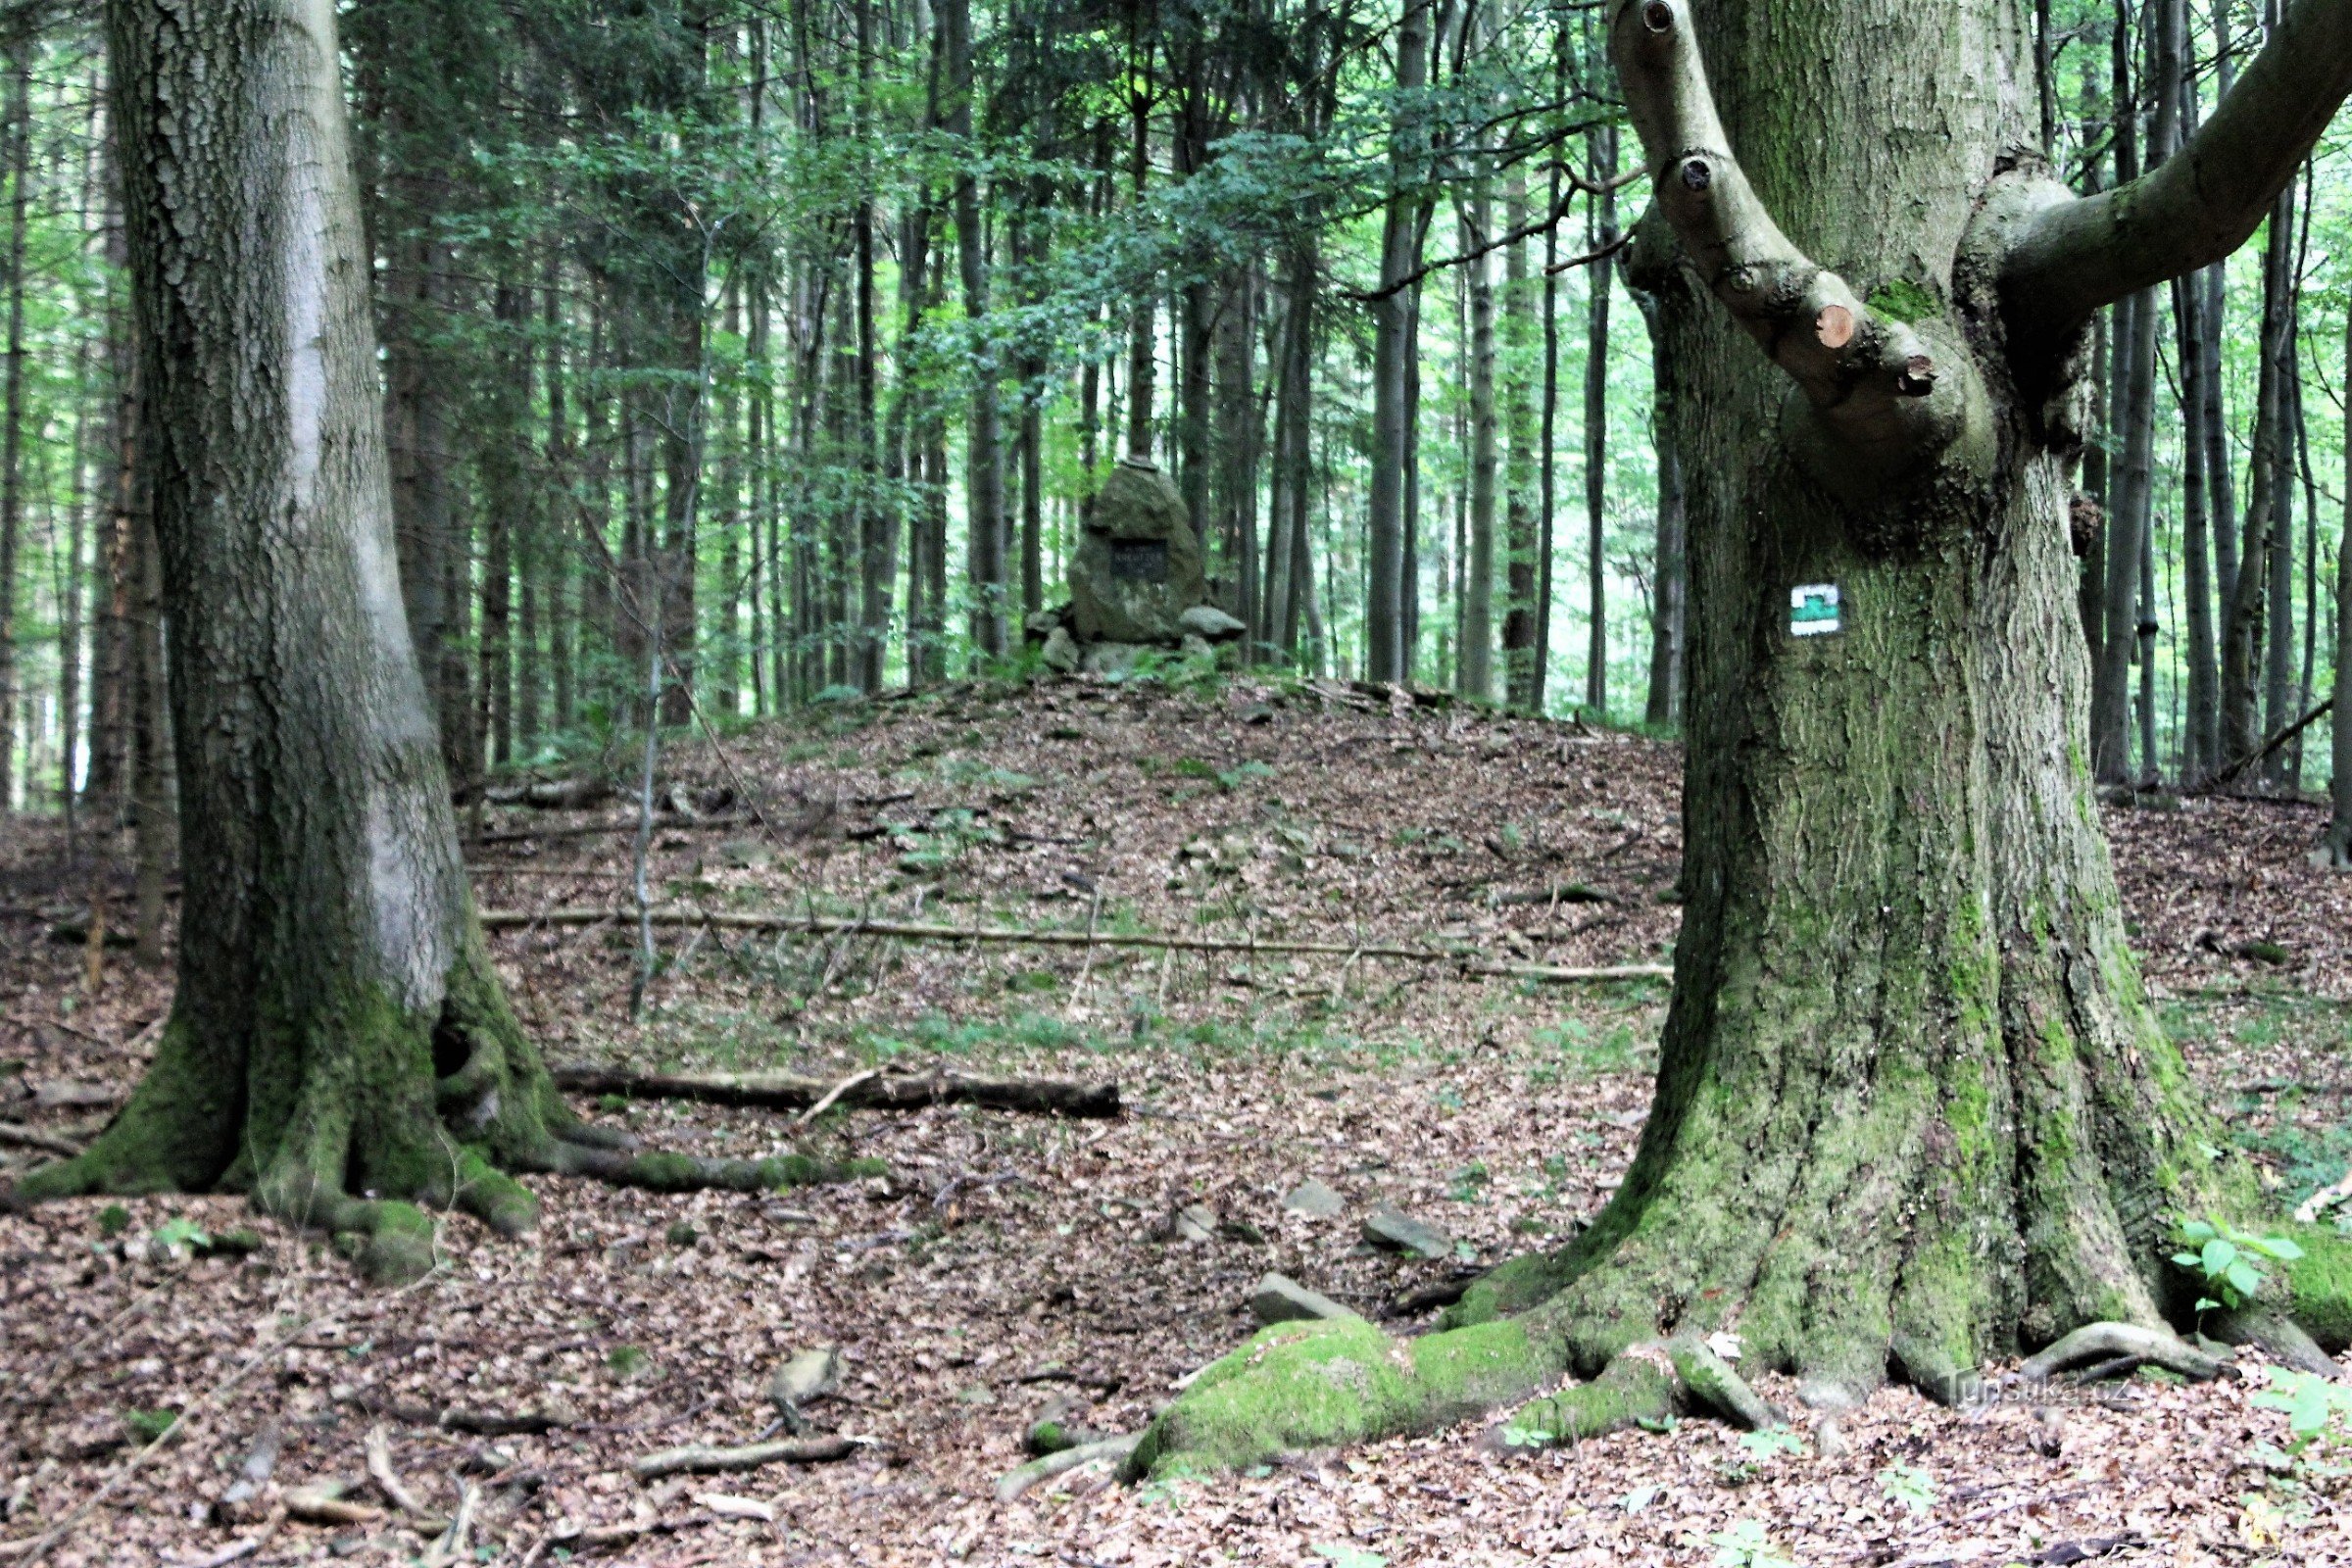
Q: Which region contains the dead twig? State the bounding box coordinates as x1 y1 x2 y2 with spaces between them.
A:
630 1434 866 1480
794 1067 883 1127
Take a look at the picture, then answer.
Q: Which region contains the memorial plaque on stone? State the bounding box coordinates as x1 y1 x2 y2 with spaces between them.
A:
1109 539 1169 582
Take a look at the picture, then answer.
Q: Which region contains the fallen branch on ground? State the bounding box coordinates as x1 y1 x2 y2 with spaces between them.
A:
2191 699 2333 794
630 1434 865 1480
480 905 1672 984
551 1062 1120 1120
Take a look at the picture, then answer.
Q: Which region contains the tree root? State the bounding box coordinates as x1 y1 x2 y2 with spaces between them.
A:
2208 1309 2339 1379
5 954 887 1287
997 1436 1141 1502
1487 1348 1679 1452
2015 1324 2225 1385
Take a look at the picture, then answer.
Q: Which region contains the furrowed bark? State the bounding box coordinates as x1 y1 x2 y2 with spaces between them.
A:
1999 0 2352 348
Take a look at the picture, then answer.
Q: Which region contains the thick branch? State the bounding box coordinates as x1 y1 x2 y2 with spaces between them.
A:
2002 0 2352 343
1606 0 1949 457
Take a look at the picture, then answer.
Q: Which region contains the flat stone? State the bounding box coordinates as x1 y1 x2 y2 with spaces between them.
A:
1250 1272 1360 1326
1361 1205 1452 1259
1280 1179 1347 1219
1042 625 1080 674
765 1346 842 1411
1179 605 1248 642
1164 1203 1217 1245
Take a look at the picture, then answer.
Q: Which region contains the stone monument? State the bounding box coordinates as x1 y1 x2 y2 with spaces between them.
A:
1070 457 1205 644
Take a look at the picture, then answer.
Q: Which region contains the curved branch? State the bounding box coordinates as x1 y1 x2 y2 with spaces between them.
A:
1606 0 1949 457
2001 0 2352 345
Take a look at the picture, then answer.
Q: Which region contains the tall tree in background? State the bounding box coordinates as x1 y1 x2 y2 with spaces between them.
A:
1128 0 2352 1479
0 55 30 807
1366 0 1431 683
15 0 817 1278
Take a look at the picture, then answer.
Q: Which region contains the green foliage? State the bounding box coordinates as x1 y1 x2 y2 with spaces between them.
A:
1878 1462 1938 1517
2172 1218 2304 1312
1709 1520 1795 1568
606 1346 656 1382
96 1204 131 1239
2251 1368 2352 1457
122 1408 179 1446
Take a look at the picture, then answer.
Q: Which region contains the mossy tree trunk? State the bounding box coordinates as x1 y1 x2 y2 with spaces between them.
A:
13 0 823 1283
1133 0 2352 1478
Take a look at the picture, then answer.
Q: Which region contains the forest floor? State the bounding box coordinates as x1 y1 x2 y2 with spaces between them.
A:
4 673 2351 1567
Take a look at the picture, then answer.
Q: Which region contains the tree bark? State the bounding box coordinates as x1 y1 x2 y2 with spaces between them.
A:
1501 167 1542 711
943 0 1005 660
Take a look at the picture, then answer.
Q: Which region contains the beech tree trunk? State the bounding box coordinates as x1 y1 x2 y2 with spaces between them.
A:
17 0 821 1283
1130 0 2352 1479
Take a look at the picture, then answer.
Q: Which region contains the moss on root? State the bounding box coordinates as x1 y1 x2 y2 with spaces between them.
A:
2278 1223 2352 1353
6 937 883 1285
1123 1318 1563 1479
1490 1351 1678 1451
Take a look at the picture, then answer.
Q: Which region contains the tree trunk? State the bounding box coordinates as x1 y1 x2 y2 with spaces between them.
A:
1501 169 1542 711
1460 176 1497 701
1581 114 1617 718
1129 0 2352 1480
1365 0 1431 684
2325 302 2352 865
943 0 1004 660
22 0 817 1283
1632 248 1689 730
0 54 29 808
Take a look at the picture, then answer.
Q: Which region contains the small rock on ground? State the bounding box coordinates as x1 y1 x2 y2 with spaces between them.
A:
1361 1204 1452 1258
1250 1272 1360 1326
1281 1179 1347 1219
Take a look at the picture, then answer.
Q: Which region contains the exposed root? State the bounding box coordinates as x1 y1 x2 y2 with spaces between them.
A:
1667 1337 1779 1430
1486 1348 1678 1453
1120 1317 1564 1480
2015 1323 2224 1385
2208 1308 2339 1380
4 945 885 1286
997 1436 1142 1502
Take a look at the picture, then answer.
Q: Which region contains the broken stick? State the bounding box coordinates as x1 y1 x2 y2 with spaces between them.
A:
630 1435 864 1480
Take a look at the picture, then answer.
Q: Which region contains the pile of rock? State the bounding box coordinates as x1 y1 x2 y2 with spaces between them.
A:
1027 457 1247 674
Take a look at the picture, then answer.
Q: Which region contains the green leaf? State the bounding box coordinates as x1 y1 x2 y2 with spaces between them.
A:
1310 1544 1387 1568
2202 1238 2240 1276
2225 1259 2265 1300
2259 1236 2305 1262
